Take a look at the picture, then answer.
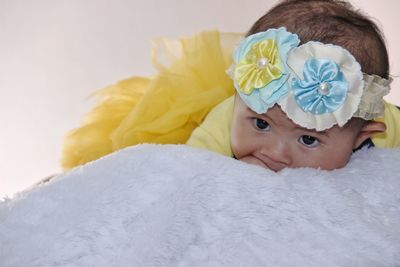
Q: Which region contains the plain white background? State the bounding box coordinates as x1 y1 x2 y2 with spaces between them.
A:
1 0 399 197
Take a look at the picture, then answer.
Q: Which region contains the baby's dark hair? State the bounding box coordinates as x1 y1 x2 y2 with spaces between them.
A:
248 0 389 79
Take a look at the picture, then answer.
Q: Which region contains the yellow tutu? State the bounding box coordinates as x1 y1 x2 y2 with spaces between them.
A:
61 31 243 169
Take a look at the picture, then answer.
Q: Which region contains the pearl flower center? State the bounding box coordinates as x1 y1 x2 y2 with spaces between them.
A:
257 57 269 69
318 82 331 95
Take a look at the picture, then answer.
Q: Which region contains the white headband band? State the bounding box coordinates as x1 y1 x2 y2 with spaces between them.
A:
228 27 392 131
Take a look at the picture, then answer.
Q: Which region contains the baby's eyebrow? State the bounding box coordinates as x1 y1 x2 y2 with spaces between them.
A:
252 109 277 125
246 107 329 136
289 121 329 136
298 127 328 136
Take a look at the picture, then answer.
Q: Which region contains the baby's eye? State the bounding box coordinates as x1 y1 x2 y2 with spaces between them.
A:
298 135 320 148
253 118 271 132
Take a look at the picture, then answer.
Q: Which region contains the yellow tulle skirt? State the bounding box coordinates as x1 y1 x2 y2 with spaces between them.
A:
61 31 243 169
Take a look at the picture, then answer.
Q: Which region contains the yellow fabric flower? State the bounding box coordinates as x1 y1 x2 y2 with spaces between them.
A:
234 39 282 95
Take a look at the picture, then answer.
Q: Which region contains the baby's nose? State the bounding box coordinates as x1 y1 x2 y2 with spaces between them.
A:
261 140 292 166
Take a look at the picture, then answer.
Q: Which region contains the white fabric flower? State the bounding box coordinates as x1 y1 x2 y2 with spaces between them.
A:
279 42 364 131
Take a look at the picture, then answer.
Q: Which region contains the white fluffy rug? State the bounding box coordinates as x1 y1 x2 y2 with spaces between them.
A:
1 144 399 266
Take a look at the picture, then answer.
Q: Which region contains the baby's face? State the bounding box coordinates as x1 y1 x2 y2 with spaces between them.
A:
231 96 363 171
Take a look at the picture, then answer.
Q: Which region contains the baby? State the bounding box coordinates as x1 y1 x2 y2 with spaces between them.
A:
186 0 398 171
61 0 399 171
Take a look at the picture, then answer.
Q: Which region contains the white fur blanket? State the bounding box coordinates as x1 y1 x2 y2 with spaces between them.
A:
1 144 399 266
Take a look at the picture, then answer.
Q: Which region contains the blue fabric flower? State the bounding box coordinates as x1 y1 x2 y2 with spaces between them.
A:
232 27 300 114
292 58 348 115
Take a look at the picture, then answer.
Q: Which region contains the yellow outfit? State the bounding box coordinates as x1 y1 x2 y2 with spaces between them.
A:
62 30 399 169
186 96 234 157
371 102 400 148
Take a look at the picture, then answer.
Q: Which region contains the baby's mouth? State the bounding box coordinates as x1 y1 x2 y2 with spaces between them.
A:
252 154 286 172
239 155 283 172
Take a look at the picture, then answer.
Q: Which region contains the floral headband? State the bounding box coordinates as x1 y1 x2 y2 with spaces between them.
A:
228 27 392 131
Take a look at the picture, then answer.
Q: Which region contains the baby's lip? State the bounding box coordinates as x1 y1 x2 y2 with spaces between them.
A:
249 155 271 170
253 154 286 172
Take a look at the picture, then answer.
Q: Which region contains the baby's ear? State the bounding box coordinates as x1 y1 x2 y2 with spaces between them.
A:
353 121 386 149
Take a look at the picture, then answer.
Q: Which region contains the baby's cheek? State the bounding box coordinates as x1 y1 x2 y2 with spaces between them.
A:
230 139 240 158
231 136 254 160
230 131 246 158
316 151 352 170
